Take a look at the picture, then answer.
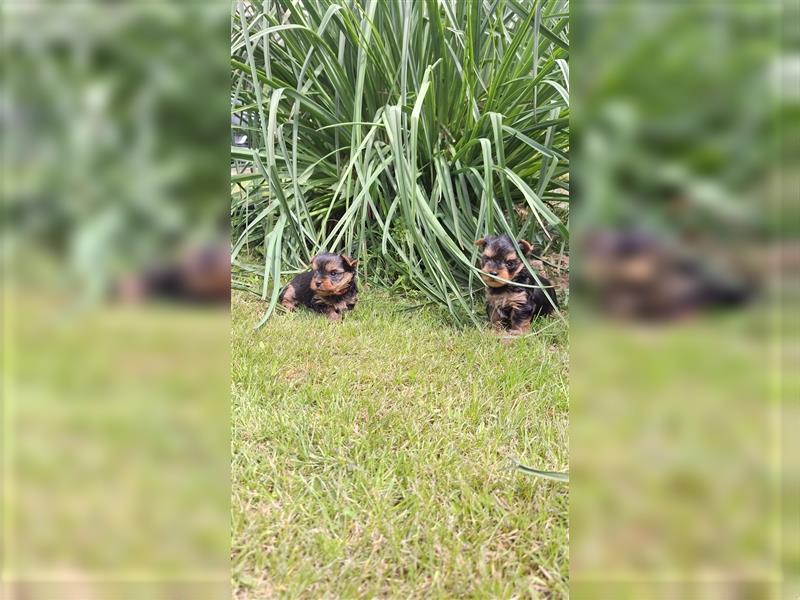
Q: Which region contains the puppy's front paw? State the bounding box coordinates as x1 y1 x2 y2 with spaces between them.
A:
509 321 531 335
279 284 298 311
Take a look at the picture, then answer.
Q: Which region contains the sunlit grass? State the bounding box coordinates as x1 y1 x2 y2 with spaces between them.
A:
231 290 569 597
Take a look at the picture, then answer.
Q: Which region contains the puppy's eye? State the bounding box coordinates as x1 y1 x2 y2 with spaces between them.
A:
506 260 517 267
331 271 342 278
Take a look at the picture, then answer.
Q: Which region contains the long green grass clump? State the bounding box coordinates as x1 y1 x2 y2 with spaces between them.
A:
231 0 569 326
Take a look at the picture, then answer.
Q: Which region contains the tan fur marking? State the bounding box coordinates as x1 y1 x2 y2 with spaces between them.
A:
509 321 531 335
518 239 533 255
326 304 346 321
487 304 505 326
342 255 358 268
481 267 516 287
486 288 527 311
280 285 298 310
328 272 354 294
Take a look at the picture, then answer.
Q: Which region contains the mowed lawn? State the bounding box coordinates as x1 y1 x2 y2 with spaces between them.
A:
231 289 569 598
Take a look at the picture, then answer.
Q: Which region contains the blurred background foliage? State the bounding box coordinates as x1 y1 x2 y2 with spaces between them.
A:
570 2 796 598
572 2 788 241
3 3 229 301
230 0 570 326
2 4 231 599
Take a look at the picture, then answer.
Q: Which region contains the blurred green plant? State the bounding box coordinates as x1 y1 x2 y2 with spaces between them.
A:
2 4 229 300
572 2 782 239
231 0 570 326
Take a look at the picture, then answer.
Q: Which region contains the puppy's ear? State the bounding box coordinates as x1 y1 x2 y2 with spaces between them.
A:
474 238 487 249
518 240 533 255
341 255 358 269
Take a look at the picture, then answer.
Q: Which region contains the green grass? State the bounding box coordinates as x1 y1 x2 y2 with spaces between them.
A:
5 298 230 595
231 290 569 598
570 308 787 599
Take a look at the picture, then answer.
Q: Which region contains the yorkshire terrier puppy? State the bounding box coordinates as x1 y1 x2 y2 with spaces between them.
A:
580 229 751 321
476 235 558 333
278 253 358 321
115 243 230 305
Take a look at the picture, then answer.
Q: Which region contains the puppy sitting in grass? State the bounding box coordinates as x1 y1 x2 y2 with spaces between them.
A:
279 252 358 321
476 235 558 334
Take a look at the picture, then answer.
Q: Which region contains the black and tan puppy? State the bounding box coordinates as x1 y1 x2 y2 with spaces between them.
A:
115 243 230 305
476 235 558 333
279 253 358 321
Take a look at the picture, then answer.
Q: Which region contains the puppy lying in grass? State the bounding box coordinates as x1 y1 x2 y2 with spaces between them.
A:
116 243 230 305
279 252 358 321
476 235 558 333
